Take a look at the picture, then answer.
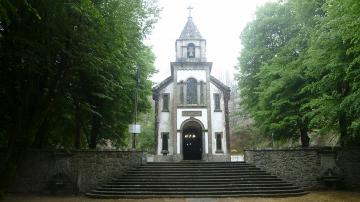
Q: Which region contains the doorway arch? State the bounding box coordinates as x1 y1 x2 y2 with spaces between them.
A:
181 119 204 160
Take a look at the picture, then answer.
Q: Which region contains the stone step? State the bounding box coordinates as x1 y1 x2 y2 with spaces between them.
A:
88 189 306 196
111 177 284 183
107 179 287 185
87 162 306 198
96 186 300 192
120 174 278 179
143 162 254 166
146 162 248 165
101 182 293 188
127 170 268 174
137 167 261 171
142 164 256 167
86 191 307 199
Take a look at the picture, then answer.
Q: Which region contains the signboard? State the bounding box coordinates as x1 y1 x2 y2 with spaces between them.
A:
182 111 202 117
129 124 141 134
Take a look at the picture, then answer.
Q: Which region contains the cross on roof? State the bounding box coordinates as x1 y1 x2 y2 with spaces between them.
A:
187 6 193 17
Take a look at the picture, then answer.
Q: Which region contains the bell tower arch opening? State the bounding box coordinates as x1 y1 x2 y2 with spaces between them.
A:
181 120 203 160
187 43 195 58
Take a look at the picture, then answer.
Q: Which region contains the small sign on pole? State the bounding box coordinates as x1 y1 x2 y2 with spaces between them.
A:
129 124 141 134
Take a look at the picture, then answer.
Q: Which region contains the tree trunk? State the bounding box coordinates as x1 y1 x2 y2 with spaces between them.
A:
32 118 48 149
74 100 81 149
299 120 310 147
89 113 101 149
338 113 348 147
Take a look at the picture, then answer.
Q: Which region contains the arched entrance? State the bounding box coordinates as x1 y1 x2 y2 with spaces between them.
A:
182 120 203 160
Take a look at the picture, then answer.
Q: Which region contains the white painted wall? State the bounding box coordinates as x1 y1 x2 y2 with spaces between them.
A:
177 69 206 82
210 82 227 154
175 40 206 61
156 75 228 156
157 82 173 155
176 108 208 130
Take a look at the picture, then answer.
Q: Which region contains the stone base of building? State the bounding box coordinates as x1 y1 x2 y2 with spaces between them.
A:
152 154 230 162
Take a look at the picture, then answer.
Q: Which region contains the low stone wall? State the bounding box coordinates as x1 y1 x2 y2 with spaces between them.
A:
245 147 360 190
336 148 360 189
5 150 145 193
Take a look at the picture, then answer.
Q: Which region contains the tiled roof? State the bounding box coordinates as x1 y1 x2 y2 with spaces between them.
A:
179 17 203 39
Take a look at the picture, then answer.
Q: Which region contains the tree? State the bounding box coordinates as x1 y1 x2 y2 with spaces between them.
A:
303 0 360 145
0 0 159 194
238 0 323 147
237 0 360 147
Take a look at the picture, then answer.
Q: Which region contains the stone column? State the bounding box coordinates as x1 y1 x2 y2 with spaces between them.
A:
172 68 178 157
200 81 204 104
153 91 160 154
179 81 184 104
206 70 212 154
224 89 231 154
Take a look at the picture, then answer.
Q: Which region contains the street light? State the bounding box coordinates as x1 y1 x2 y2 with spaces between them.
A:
129 66 141 149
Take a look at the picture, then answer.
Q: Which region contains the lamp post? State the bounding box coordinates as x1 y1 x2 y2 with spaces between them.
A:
129 67 141 149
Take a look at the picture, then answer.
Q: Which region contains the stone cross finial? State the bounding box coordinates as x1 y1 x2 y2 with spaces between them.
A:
187 6 193 17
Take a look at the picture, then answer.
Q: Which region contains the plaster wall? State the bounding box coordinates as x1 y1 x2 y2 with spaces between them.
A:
176 40 206 61
177 69 206 82
157 82 173 155
176 108 208 130
210 83 226 154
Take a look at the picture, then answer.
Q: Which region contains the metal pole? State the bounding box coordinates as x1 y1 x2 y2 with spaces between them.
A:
132 67 139 149
132 133 136 149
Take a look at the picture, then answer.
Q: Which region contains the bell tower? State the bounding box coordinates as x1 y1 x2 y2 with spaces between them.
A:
175 7 207 63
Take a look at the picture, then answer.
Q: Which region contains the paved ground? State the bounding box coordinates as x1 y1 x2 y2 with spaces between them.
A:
3 191 360 202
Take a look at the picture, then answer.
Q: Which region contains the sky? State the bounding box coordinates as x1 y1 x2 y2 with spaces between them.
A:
145 0 273 86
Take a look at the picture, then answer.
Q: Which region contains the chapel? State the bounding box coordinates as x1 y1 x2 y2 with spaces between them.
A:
152 12 230 162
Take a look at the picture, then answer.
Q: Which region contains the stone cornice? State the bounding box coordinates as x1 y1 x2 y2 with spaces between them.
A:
171 62 213 76
210 76 231 102
177 105 207 108
152 76 173 97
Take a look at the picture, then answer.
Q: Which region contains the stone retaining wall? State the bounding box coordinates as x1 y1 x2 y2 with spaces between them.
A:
245 147 360 190
4 150 145 193
336 148 360 189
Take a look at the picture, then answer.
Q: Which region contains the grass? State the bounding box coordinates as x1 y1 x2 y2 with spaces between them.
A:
3 191 360 202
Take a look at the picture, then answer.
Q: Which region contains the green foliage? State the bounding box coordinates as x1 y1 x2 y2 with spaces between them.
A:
0 0 159 191
0 0 159 150
237 0 360 147
135 107 155 152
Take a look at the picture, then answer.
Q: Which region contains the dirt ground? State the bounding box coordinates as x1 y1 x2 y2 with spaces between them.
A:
3 191 360 202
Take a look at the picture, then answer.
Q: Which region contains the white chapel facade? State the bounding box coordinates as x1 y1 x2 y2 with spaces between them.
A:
152 14 230 162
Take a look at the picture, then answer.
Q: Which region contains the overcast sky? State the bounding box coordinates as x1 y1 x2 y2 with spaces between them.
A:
145 0 273 85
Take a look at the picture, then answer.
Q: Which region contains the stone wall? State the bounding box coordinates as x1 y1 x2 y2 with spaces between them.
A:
336 148 360 189
4 150 145 193
245 147 360 190
245 148 321 189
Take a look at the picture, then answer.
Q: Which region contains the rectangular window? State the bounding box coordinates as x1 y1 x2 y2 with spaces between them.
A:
186 78 198 104
162 94 169 112
214 93 221 111
216 133 223 152
161 132 169 155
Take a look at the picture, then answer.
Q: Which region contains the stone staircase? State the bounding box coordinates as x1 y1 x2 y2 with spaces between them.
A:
86 161 307 198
